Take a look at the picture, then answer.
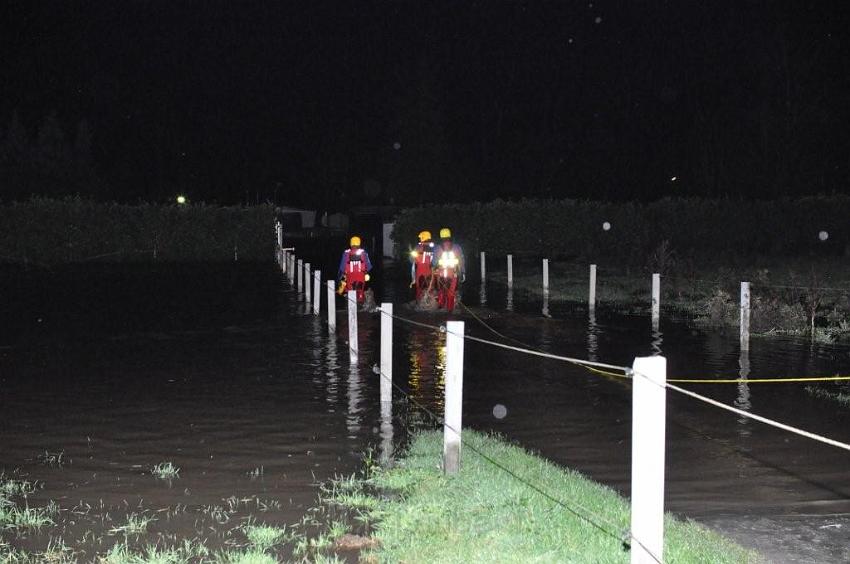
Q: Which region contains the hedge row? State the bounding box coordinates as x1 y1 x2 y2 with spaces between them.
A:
0 198 275 264
391 197 850 263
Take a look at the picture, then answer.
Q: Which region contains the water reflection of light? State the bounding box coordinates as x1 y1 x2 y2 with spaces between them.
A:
650 327 663 356
542 291 551 318
480 281 487 306
325 330 339 412
347 362 361 439
734 348 751 438
310 315 323 385
407 329 446 413
506 286 514 312
587 310 599 362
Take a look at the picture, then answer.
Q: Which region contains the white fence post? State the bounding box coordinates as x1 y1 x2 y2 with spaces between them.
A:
327 280 337 331
297 259 303 292
507 254 513 287
313 270 321 315
380 398 393 464
305 263 312 303
740 281 750 351
380 303 393 405
651 273 661 330
480 251 486 281
589 264 597 310
631 356 667 564
347 289 358 360
443 320 465 474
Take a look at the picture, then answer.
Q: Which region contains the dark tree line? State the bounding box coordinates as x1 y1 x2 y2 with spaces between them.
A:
0 110 101 201
1 3 845 206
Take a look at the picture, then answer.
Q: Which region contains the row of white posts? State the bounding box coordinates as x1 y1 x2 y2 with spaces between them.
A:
479 251 752 350
275 240 675 563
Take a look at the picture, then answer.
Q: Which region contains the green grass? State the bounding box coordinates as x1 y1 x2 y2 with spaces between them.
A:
241 522 290 551
151 462 180 481
109 513 156 536
333 430 760 564
101 540 210 564
0 474 55 532
0 474 37 497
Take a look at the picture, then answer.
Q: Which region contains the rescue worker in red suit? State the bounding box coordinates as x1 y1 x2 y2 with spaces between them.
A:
434 228 464 312
337 236 373 303
410 230 436 301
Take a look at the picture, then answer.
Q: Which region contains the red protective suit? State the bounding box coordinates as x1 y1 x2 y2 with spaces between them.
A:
411 240 436 301
338 247 372 303
435 243 462 312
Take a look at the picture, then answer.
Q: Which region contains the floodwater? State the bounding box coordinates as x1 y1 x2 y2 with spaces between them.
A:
1 261 849 562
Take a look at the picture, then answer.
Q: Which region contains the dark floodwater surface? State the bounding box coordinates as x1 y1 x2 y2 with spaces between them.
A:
1 262 849 562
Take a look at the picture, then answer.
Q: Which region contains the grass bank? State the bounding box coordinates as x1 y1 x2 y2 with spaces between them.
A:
331 430 760 563
502 258 850 341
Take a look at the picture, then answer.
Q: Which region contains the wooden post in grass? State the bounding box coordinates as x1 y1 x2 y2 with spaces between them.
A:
480 251 486 281
347 289 358 359
443 320 465 474
304 263 312 303
507 254 513 287
740 281 750 351
589 264 597 311
380 303 393 405
327 280 337 331
313 270 321 315
631 355 667 564
651 273 661 330
297 259 303 292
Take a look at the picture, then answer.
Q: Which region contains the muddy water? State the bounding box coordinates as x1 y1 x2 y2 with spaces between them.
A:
2 262 849 562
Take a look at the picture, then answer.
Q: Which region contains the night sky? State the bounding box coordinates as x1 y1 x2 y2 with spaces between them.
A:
1 1 848 208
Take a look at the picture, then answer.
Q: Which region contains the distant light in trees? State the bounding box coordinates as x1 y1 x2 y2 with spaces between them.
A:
818 230 829 241
393 141 401 150
670 176 678 182
602 221 611 231
176 195 187 205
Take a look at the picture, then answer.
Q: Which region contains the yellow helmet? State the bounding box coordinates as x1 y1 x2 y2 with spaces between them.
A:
350 236 361 247
418 230 432 242
439 227 452 239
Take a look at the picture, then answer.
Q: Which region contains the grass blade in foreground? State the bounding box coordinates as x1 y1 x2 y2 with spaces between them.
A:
346 430 760 563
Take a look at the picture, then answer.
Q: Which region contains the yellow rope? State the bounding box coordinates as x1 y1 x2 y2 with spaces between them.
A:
584 366 632 380
667 375 850 384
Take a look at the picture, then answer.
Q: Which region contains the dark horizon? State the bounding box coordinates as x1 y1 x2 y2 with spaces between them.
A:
1 1 848 208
